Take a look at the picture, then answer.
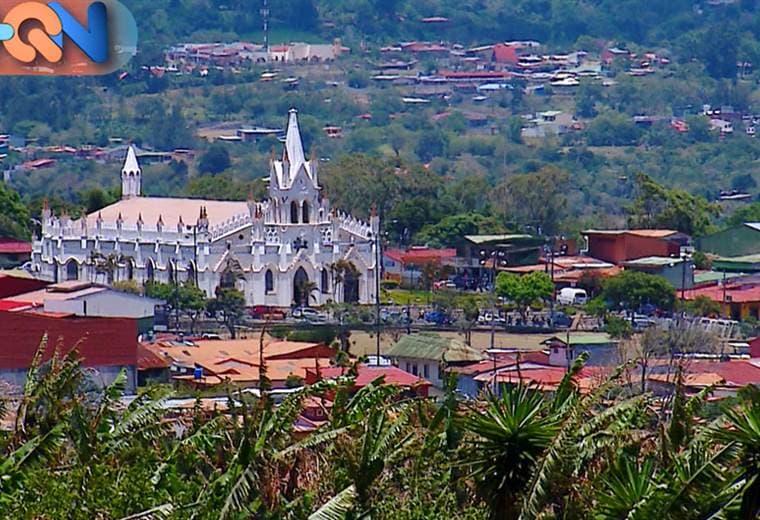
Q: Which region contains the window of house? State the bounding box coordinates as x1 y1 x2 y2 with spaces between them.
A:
438 366 443 380
412 364 418 376
423 364 429 379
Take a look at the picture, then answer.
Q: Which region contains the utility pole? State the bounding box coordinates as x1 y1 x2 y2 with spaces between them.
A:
375 228 381 363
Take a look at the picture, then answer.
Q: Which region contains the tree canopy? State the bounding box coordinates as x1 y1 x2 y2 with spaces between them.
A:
602 270 676 311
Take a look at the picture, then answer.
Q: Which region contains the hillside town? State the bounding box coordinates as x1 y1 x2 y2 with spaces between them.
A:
3 0 760 517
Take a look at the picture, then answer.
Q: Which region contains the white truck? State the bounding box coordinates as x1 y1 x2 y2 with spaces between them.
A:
557 287 588 306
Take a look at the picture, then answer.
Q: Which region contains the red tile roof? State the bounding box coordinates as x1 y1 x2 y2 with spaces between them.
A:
0 300 30 311
683 282 760 304
307 364 430 388
0 238 31 254
138 343 170 370
384 247 457 265
493 43 519 64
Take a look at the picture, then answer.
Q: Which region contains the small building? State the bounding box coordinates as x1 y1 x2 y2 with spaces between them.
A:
305 364 431 397
386 333 483 388
4 281 162 333
148 338 337 389
698 223 760 258
137 342 171 386
623 256 694 290
543 333 619 367
0 237 32 268
0 272 49 299
683 279 760 320
583 229 690 265
712 254 760 274
0 309 138 392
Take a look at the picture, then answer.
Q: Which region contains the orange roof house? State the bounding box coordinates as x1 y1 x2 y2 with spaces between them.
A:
144 338 338 389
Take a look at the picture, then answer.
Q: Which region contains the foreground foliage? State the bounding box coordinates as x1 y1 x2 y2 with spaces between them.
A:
1 340 760 519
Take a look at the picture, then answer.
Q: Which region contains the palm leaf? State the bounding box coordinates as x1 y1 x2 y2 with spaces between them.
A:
309 485 358 520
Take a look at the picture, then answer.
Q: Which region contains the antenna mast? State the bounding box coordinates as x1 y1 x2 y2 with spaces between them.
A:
261 0 270 53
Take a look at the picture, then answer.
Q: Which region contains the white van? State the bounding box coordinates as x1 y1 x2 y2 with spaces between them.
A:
557 288 588 306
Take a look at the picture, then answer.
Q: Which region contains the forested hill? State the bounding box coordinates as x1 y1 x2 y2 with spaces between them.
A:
130 0 759 63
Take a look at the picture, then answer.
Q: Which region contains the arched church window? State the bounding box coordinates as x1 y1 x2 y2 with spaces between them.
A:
146 259 155 282
221 270 236 289
265 269 274 293
65 260 78 281
321 268 329 294
126 259 134 280
302 201 310 224
187 262 196 285
290 201 299 223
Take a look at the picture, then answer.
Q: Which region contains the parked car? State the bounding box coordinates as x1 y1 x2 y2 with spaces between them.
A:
557 288 588 306
550 311 572 328
293 307 328 323
249 305 287 321
424 310 453 325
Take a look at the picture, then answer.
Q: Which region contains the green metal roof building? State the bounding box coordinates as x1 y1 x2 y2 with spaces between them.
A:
698 223 760 258
386 333 483 388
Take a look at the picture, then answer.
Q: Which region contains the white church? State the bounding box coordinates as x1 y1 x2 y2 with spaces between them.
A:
31 109 379 307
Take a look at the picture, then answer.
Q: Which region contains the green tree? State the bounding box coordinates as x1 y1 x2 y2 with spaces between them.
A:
198 143 231 174
585 111 640 146
495 271 554 316
700 23 740 80
207 287 246 338
0 182 30 239
602 270 676 311
627 173 720 236
493 166 569 235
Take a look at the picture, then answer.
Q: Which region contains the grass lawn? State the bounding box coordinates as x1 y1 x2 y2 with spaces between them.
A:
382 289 492 308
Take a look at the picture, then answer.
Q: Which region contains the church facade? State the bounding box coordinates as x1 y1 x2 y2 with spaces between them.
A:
31 110 379 307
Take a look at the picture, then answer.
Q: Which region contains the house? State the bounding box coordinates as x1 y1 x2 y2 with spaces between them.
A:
146 337 337 389
450 350 551 398
646 360 760 398
477 365 603 395
0 237 31 268
0 272 48 299
583 229 691 265
137 342 171 386
383 246 457 285
683 279 760 320
386 333 483 388
698 223 760 258
304 364 431 397
4 281 162 333
711 254 760 274
460 234 545 289
492 43 520 66
0 309 138 392
623 256 694 290
543 333 619 367
521 110 576 138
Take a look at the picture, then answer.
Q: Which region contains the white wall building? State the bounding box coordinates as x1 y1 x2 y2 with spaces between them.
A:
32 110 379 307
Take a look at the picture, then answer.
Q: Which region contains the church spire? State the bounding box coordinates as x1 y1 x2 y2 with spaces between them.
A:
121 145 141 199
285 108 305 174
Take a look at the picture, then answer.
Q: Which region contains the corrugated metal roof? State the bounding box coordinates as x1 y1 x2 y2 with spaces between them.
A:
386 333 483 362
464 234 536 245
623 256 683 267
